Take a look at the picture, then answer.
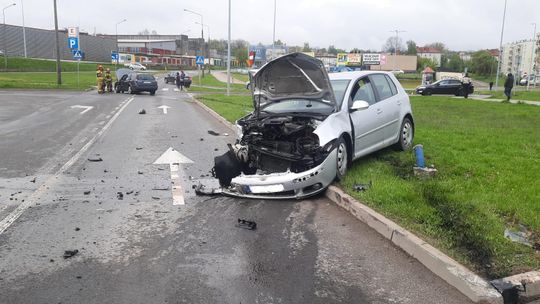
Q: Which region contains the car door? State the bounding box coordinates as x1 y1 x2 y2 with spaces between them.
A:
369 74 402 144
448 79 462 94
348 77 386 158
118 74 129 90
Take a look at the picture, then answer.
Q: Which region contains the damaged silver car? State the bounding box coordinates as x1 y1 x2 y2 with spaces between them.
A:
212 53 414 199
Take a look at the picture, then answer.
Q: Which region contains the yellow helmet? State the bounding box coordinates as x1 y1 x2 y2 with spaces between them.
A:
106 68 110 72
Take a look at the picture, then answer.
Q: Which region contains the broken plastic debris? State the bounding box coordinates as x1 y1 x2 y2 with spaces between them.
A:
138 109 146 114
30 177 36 183
236 219 257 230
63 249 79 259
353 181 372 192
117 192 124 200
83 191 91 195
504 228 531 247
207 130 220 136
87 156 103 162
136 147 143 150
193 182 222 196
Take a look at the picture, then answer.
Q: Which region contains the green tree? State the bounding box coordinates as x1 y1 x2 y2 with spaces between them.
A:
406 40 417 55
328 45 338 55
470 50 497 76
302 42 312 52
232 39 249 67
445 53 465 72
417 57 437 72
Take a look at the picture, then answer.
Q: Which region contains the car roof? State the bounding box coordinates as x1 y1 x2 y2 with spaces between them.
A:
329 70 394 80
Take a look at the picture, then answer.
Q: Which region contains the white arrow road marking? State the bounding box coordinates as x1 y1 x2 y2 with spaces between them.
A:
157 105 171 114
0 96 135 236
153 147 194 205
162 88 169 91
173 88 179 92
70 105 94 114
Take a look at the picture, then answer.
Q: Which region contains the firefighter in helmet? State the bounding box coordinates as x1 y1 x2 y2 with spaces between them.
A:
104 68 113 93
96 65 104 94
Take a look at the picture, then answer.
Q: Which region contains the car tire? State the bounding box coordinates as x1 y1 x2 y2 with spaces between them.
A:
127 85 133 94
424 90 432 96
455 89 462 96
115 86 120 93
395 117 414 151
335 136 348 181
150 91 156 96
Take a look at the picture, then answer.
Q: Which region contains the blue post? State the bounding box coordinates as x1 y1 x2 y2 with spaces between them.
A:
413 144 425 168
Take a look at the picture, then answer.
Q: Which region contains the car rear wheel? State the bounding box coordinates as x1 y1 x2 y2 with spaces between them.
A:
396 117 414 151
423 90 432 96
335 137 348 181
150 91 156 96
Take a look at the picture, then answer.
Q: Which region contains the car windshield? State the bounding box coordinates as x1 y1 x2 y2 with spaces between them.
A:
262 99 334 115
136 74 155 80
330 79 350 107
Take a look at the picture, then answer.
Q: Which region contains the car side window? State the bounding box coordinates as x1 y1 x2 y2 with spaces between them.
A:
385 75 398 95
371 74 394 100
350 77 377 106
120 75 128 81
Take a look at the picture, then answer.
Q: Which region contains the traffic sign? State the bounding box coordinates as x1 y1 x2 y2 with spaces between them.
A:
68 37 79 49
68 27 79 38
196 56 204 65
72 50 83 60
111 52 119 62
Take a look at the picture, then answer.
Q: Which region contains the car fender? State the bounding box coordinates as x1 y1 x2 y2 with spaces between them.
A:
313 111 351 147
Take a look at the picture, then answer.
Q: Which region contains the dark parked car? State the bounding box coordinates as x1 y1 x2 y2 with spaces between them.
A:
415 79 473 96
115 69 158 95
164 71 192 88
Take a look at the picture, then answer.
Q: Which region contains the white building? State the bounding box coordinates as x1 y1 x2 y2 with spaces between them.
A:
417 47 442 67
500 37 539 77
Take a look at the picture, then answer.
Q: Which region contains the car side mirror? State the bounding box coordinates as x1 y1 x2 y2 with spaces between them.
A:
350 100 370 111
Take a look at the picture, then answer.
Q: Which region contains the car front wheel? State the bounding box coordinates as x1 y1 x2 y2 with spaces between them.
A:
396 117 414 151
335 137 348 181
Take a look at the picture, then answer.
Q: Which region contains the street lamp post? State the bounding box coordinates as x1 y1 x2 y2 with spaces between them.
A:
495 0 508 89
227 0 231 96
184 8 204 82
527 23 536 91
272 0 276 61
115 19 126 65
2 2 16 71
20 0 26 57
389 29 405 72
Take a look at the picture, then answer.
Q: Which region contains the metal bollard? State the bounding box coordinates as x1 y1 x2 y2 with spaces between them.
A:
413 144 425 168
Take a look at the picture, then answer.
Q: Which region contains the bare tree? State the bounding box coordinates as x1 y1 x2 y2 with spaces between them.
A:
382 36 405 54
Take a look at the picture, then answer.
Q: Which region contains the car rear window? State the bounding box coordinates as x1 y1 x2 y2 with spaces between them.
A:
371 74 394 100
136 74 155 80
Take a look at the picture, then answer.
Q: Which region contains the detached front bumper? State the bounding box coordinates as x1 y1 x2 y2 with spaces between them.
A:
222 149 338 199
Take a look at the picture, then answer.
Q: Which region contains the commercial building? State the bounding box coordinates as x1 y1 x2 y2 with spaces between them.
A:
500 37 539 77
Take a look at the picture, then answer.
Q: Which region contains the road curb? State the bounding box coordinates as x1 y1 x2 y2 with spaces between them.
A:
325 185 504 304
187 93 237 131
491 271 540 302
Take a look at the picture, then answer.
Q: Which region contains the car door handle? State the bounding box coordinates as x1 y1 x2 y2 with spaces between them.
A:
376 109 382 114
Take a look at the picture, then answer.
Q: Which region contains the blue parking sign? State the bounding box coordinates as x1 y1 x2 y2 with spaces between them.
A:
68 37 78 49
196 56 204 65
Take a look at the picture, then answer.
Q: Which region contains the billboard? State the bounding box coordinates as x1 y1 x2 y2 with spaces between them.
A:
249 45 267 62
362 53 381 65
347 53 362 66
337 53 348 66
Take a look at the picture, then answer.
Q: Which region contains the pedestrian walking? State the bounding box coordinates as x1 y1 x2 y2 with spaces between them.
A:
180 70 186 91
461 73 472 99
504 73 514 102
489 81 494 91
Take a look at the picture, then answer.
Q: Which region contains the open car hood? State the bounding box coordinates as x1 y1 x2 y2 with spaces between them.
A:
115 68 132 79
251 53 336 110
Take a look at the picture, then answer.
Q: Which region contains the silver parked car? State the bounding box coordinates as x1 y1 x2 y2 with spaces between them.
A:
213 53 414 199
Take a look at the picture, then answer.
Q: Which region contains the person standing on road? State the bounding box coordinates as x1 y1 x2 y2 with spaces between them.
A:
504 73 514 102
461 73 472 99
180 70 186 91
96 65 104 94
104 68 113 93
175 72 181 91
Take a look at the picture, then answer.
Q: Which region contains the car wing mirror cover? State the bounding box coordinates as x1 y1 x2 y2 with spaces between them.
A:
350 100 370 111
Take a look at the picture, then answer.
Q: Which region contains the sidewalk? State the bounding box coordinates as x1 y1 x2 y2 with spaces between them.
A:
212 70 245 84
454 95 540 106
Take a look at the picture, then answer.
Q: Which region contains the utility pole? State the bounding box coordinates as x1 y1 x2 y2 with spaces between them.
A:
495 0 508 89
115 19 126 66
527 23 536 91
3 3 16 71
272 0 276 61
53 0 61 85
184 9 204 79
21 0 26 57
389 29 405 71
227 0 231 96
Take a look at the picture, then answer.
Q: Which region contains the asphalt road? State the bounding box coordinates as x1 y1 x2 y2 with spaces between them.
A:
0 85 473 304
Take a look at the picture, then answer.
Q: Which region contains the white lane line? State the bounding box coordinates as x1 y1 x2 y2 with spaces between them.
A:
162 88 169 91
70 105 94 114
0 96 136 235
170 163 184 205
92 127 99 133
105 115 111 119
79 136 88 143
173 88 179 92
98 121 105 125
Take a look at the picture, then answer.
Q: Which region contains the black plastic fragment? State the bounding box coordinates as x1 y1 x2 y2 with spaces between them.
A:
353 181 372 192
63 249 79 259
236 219 257 230
207 130 220 136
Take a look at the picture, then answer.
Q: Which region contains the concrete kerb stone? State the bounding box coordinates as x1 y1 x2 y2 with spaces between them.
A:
325 185 504 304
491 271 540 302
187 93 237 131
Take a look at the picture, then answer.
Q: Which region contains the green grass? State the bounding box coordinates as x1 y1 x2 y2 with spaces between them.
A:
398 79 421 89
232 72 249 82
341 97 540 278
3 57 117 72
476 89 540 101
197 93 540 279
196 93 252 122
189 74 246 93
0 71 100 90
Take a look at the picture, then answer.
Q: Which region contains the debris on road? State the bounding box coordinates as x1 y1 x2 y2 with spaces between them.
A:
83 191 91 195
137 170 143 175
193 181 222 196
151 196 160 200
30 177 36 183
207 130 220 136
136 147 143 150
200 138 204 141
117 192 124 200
236 219 257 230
353 181 372 192
75 227 80 231
87 156 103 162
138 109 146 114
63 249 79 259
504 224 534 247
126 190 134 195
152 186 169 191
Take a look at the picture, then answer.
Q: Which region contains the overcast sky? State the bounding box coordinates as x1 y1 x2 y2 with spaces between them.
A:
5 0 540 51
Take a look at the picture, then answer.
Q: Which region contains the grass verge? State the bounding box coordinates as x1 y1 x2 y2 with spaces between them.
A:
3 57 117 72
196 93 540 279
0 71 98 90
476 89 540 101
